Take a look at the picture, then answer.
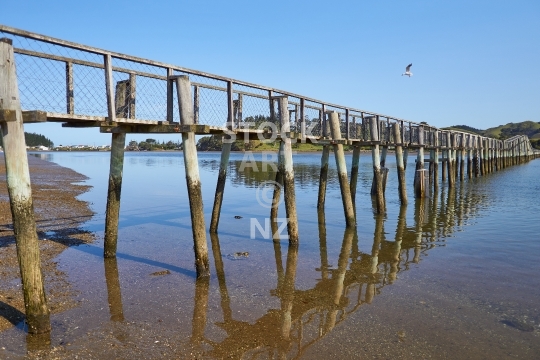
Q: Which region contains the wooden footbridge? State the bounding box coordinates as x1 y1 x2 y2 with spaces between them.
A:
0 25 538 334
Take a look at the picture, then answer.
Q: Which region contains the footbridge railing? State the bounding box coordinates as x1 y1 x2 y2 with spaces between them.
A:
0 25 536 150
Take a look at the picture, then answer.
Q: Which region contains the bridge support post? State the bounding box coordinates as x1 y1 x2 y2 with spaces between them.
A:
506 141 510 165
104 79 131 258
488 139 495 173
460 147 465 181
317 146 330 210
329 111 356 227
480 138 486 175
370 116 385 213
466 135 472 179
489 140 494 172
506 142 510 167
455 146 460 181
414 126 427 198
209 140 231 233
488 138 492 172
512 140 516 166
429 151 434 185
447 133 457 187
0 38 50 334
495 140 503 171
442 155 447 182
517 138 523 164
474 137 480 177
104 132 126 257
433 130 440 192
277 96 299 242
270 158 283 241
500 141 504 169
210 81 234 233
393 123 408 204
350 146 360 204
447 133 455 187
371 148 388 195
403 146 409 171
454 140 459 179
175 75 209 277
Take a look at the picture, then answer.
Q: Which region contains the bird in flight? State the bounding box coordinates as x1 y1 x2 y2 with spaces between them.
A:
402 63 413 77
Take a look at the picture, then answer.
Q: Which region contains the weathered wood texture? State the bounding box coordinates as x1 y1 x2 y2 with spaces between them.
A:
350 146 360 204
209 140 231 233
370 117 385 214
175 75 209 277
393 123 407 204
277 97 299 243
414 126 426 198
0 38 50 334
317 146 330 209
104 80 131 258
209 81 235 233
329 112 355 228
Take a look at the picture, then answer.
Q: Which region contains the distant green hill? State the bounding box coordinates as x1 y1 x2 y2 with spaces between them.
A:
484 121 540 140
443 125 484 135
444 121 540 149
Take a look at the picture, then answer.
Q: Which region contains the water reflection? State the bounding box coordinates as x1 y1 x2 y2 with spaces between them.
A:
185 185 490 358
19 152 505 357
191 277 209 352
25 332 51 352
201 159 341 189
104 257 124 322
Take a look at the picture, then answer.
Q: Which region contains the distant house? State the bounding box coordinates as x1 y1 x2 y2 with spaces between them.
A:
37 146 49 151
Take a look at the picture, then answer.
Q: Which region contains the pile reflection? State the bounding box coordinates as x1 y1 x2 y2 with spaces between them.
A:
20 179 487 357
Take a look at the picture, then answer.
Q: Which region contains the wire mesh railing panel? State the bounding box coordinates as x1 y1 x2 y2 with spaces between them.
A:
379 119 390 143
112 58 168 120
324 104 347 139
233 83 270 131
287 95 301 133
303 100 323 137
410 125 419 145
131 75 167 120
6 25 538 153
177 72 228 127
15 54 66 113
347 114 362 140
1 29 108 116
72 64 107 116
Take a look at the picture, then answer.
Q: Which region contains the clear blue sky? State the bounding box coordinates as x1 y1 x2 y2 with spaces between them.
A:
1 0 539 146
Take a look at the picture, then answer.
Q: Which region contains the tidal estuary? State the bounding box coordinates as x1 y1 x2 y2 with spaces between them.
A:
1 151 539 359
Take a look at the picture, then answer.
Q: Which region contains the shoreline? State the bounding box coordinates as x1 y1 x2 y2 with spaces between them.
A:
0 155 95 332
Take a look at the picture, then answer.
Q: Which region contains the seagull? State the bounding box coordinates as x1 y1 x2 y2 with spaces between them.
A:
402 63 413 77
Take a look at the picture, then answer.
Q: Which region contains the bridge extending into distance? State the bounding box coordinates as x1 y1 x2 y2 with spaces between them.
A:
0 24 538 335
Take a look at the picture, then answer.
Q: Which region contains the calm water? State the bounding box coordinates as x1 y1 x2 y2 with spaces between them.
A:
1 151 539 358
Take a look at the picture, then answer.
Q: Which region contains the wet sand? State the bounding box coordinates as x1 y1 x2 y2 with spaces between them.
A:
0 154 94 332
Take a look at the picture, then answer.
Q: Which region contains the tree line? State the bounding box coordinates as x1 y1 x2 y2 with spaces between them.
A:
127 139 182 151
24 132 54 147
